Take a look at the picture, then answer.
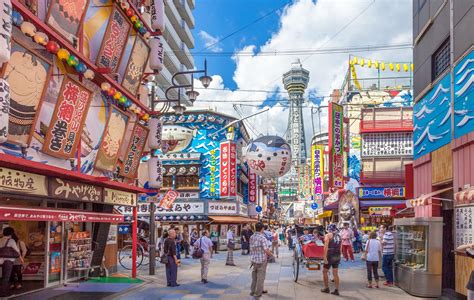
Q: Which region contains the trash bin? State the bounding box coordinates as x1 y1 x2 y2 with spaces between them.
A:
467 271 474 300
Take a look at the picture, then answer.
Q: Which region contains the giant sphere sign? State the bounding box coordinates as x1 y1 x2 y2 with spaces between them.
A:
244 136 291 178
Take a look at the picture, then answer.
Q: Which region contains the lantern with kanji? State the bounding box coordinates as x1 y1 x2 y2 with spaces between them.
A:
147 156 163 189
244 135 291 178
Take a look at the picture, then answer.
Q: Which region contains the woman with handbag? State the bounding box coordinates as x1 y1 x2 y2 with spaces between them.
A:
363 231 382 288
163 229 180 287
225 226 236 266
0 227 21 297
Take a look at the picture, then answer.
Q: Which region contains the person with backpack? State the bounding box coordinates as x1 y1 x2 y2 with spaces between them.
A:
194 230 213 284
0 227 22 297
9 232 27 290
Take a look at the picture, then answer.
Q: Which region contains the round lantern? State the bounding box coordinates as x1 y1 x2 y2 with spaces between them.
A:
0 79 10 144
0 0 12 64
149 37 164 72
244 135 292 178
147 156 163 189
150 0 165 32
147 117 163 149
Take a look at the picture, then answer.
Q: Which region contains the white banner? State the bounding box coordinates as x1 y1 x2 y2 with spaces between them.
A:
117 201 205 216
149 37 164 72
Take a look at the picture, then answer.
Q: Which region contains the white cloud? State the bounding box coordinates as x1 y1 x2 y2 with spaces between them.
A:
198 30 223 53
193 0 413 149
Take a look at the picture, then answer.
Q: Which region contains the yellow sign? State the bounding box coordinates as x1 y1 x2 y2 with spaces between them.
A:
368 207 391 216
0 167 47 196
104 188 137 206
317 211 333 219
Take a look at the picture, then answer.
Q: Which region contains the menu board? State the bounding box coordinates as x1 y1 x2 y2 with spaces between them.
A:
362 132 413 157
455 205 474 247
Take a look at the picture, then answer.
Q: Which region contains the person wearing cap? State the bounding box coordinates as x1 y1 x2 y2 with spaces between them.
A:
321 223 342 296
340 222 355 262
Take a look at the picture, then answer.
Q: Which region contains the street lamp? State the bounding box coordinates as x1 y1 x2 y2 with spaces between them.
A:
154 59 211 114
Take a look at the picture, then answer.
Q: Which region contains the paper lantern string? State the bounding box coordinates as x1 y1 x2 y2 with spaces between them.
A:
114 0 150 38
11 8 150 122
350 56 413 72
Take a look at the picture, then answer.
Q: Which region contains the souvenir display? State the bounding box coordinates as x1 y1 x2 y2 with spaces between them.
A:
244 135 291 178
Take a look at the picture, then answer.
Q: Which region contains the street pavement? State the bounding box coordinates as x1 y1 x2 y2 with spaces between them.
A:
112 246 425 300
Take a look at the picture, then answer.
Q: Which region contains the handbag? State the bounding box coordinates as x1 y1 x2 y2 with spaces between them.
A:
361 240 370 261
192 237 204 259
0 238 20 259
227 239 235 250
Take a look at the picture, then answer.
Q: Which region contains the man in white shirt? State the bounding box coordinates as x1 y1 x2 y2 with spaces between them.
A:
0 227 21 297
226 226 236 266
196 230 213 283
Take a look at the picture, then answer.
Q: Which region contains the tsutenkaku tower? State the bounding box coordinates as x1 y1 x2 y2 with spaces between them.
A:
283 59 309 166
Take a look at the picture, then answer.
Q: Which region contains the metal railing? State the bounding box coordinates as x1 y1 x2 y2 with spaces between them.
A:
360 170 406 183
360 119 413 132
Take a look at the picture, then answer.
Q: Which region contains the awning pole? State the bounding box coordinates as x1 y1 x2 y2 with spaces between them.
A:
132 206 138 278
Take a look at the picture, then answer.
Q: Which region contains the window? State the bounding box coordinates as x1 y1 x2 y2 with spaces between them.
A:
432 38 450 80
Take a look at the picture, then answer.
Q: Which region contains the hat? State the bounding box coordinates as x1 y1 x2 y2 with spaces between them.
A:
327 224 338 233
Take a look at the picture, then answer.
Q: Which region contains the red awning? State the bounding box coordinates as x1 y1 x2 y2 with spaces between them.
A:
0 206 124 223
0 154 150 194
407 187 452 207
455 187 474 205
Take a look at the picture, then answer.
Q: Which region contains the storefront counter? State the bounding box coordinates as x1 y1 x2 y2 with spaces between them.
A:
455 250 474 296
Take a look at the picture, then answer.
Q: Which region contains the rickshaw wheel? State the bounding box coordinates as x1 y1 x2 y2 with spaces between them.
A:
292 248 299 282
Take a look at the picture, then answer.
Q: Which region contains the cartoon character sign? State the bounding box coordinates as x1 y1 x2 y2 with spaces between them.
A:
161 125 196 153
244 135 291 178
337 190 359 229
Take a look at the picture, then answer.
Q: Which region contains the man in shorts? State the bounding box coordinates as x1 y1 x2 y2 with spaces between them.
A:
321 224 341 296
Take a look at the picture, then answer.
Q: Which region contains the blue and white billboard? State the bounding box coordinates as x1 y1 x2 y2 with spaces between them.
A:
454 49 474 139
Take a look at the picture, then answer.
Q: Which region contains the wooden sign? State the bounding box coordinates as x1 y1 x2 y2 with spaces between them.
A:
104 188 136 206
0 167 47 196
94 106 129 172
48 178 103 202
122 35 150 95
119 123 148 178
43 76 92 159
96 6 131 72
46 0 89 43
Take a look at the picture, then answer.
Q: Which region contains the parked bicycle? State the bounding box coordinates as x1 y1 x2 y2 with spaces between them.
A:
119 236 159 270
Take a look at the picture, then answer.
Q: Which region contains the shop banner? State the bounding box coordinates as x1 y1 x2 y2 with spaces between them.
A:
46 0 88 43
0 167 47 196
208 201 237 215
117 202 205 215
0 206 124 223
49 178 103 202
358 187 405 199
43 77 92 159
158 189 179 210
311 144 324 200
96 6 131 72
104 188 136 206
455 205 473 247
209 148 218 197
368 207 392 216
298 164 311 201
248 168 257 203
122 35 150 95
219 141 237 197
329 102 344 188
119 123 148 178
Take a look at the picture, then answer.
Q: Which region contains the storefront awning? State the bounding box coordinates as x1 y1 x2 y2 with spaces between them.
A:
407 187 452 207
317 211 333 219
0 206 124 223
360 200 406 208
454 187 474 205
209 216 258 224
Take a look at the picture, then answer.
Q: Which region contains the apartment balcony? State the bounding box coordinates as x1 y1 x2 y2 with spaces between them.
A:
163 15 181 52
187 0 195 10
165 0 181 27
175 41 194 69
163 38 180 74
174 0 195 29
360 119 413 133
360 170 406 184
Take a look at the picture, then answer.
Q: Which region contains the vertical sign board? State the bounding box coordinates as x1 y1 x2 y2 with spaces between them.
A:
43 77 92 159
248 168 257 203
311 144 324 200
220 141 237 198
119 123 148 178
329 103 344 188
209 149 217 197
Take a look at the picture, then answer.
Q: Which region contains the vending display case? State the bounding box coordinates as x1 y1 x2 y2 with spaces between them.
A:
394 217 443 298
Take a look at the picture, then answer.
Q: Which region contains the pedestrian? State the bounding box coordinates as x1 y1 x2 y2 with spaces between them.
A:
321 223 341 296
365 231 382 288
0 227 22 297
181 226 190 258
210 229 219 254
241 225 249 255
286 228 293 250
362 230 369 249
175 228 183 260
249 222 273 300
164 229 180 287
271 229 279 258
277 226 284 245
190 228 199 247
340 222 355 262
381 225 395 286
244 224 253 255
196 230 213 283
9 232 27 290
226 226 236 266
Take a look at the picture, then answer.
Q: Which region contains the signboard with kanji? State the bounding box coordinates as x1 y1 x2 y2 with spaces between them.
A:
455 205 473 247
158 190 180 210
208 201 238 215
220 141 237 198
248 168 257 203
311 144 324 200
119 123 148 178
358 187 406 199
209 149 218 197
329 103 344 188
43 76 92 159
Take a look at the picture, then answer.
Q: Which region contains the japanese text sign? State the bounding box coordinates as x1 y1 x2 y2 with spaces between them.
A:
119 123 148 178
358 187 405 199
158 190 180 210
329 103 344 188
209 149 217 197
49 178 103 202
220 141 237 197
104 188 136 206
311 144 324 199
43 77 92 159
208 201 238 215
0 167 47 196
368 207 392 216
455 205 473 247
248 168 257 203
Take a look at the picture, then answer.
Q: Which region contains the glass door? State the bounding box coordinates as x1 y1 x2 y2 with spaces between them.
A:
45 221 64 287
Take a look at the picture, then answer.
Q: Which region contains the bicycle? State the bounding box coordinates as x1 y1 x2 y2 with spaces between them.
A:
118 236 159 270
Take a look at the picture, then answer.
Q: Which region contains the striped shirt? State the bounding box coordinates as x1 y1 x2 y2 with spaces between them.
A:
382 231 395 255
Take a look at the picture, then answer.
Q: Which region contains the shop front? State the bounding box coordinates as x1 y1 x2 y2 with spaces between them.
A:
0 165 136 296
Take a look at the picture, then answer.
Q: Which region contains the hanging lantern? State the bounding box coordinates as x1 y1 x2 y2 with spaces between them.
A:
147 156 163 189
381 62 386 71
139 84 150 106
84 69 94 80
150 0 165 32
107 87 116 97
57 48 70 60
389 63 394 71
33 32 48 45
396 63 401 72
0 79 10 144
46 41 60 54
367 60 372 68
352 57 358 65
360 58 365 67
147 117 163 149
374 61 379 69
101 82 111 92
403 63 409 72
11 10 23 27
20 21 36 37
0 0 12 64
149 37 164 72
411 63 414 71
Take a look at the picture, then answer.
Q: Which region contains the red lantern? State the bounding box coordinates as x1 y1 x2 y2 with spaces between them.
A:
107 87 116 97
126 8 134 17
45 41 60 54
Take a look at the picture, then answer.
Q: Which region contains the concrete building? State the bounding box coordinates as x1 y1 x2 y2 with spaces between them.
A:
412 0 474 297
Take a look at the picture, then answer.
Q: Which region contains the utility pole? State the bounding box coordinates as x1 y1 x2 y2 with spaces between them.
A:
148 84 156 275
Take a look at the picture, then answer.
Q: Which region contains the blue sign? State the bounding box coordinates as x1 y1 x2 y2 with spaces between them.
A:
358 187 405 199
311 202 318 210
118 225 131 235
454 49 474 138
414 73 451 159
256 205 262 213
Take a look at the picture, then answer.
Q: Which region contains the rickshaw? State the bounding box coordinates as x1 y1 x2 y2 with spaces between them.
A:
292 225 325 282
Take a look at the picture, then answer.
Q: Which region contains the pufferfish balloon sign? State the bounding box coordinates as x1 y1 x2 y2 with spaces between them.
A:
244 136 292 178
